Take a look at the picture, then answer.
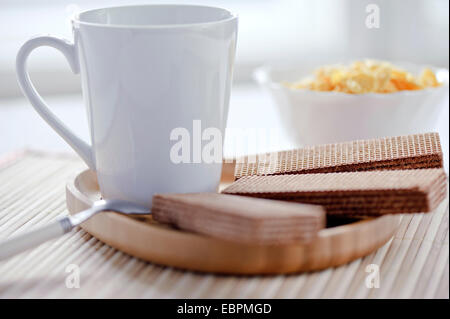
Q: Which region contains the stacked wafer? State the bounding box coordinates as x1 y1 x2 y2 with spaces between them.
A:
153 132 446 243
152 193 325 245
225 132 447 217
235 132 443 179
222 169 447 217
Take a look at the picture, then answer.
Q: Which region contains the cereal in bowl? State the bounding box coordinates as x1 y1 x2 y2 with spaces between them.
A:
285 60 441 94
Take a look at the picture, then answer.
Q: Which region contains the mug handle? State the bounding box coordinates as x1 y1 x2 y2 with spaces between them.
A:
16 36 95 171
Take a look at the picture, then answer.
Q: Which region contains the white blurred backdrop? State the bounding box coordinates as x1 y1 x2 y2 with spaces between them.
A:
0 0 448 159
1 0 448 97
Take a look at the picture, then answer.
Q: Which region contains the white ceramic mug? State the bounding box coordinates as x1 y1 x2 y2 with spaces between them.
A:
16 4 238 206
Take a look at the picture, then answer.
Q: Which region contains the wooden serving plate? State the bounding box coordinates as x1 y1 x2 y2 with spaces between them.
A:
66 162 400 274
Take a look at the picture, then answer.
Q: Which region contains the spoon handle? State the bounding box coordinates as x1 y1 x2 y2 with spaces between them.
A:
0 217 72 261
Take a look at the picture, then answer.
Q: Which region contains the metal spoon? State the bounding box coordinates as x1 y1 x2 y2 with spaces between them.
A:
0 199 149 261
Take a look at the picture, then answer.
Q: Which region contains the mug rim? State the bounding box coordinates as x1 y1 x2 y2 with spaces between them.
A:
72 4 238 29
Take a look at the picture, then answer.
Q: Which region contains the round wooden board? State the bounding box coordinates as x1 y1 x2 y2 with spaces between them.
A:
66 168 400 275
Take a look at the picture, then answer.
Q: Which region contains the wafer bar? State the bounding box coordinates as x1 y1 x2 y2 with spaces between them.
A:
235 132 443 180
152 193 325 245
223 169 447 217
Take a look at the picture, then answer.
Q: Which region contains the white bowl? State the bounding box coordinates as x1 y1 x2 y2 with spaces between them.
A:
254 62 449 146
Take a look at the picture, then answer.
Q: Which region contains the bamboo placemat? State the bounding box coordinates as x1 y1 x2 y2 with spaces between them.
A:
0 151 448 299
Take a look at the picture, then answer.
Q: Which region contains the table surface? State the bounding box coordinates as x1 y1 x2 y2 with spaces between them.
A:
0 151 448 299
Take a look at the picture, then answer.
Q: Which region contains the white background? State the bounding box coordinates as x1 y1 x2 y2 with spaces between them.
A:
0 0 448 162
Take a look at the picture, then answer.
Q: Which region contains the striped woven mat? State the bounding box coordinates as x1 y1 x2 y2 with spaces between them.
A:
0 151 448 298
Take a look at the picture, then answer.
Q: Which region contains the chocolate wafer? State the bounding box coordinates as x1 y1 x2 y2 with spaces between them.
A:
223 168 447 217
235 132 443 180
152 193 325 245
